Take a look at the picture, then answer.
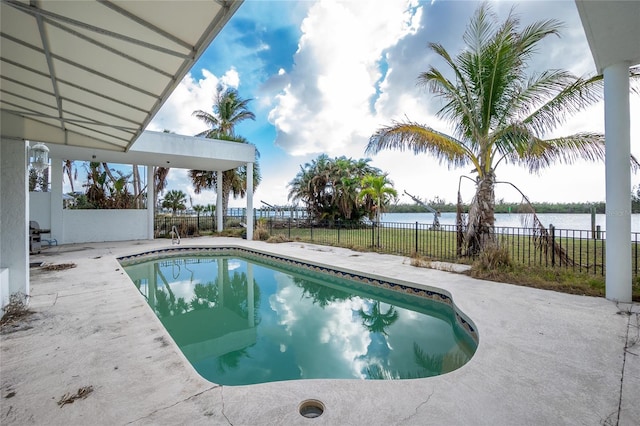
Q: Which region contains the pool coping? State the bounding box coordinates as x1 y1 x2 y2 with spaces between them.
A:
2 237 638 425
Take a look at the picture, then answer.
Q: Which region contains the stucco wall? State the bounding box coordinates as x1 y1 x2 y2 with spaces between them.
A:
0 139 29 311
29 192 51 230
62 209 149 243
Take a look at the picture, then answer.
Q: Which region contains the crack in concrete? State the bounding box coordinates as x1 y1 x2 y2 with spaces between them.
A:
613 308 639 426
124 384 220 424
220 385 233 425
397 390 434 424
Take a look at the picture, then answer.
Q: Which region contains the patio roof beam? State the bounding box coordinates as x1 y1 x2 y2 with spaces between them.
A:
0 73 54 97
42 16 175 79
0 75 146 125
2 32 161 100
32 0 65 130
1 71 149 117
68 122 132 145
56 78 150 114
99 0 194 52
2 106 134 146
1 88 56 112
60 98 142 126
2 108 139 133
3 0 191 59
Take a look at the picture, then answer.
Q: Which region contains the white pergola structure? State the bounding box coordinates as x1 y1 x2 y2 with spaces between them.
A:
0 1 247 308
576 0 640 303
42 131 255 243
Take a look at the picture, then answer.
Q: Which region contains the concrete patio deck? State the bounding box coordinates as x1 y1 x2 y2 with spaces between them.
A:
1 237 638 425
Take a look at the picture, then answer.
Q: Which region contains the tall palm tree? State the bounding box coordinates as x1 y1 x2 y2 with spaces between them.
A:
190 88 260 214
365 3 637 254
153 129 174 209
154 166 170 208
188 134 261 214
192 87 255 138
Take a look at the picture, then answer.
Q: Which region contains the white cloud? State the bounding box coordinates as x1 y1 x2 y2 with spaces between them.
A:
269 272 371 379
268 0 423 156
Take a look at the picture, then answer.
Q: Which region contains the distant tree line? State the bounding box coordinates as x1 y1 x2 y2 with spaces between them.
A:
388 200 640 214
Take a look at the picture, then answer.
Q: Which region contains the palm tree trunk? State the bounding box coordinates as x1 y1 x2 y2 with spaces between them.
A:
376 196 381 247
466 171 496 254
154 166 170 208
132 165 141 209
64 160 75 192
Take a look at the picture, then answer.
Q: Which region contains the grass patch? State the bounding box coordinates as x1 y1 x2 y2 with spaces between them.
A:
266 234 291 243
468 262 640 301
218 229 245 238
408 250 639 301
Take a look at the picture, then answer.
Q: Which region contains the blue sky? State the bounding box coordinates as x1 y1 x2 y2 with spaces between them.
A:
146 0 639 208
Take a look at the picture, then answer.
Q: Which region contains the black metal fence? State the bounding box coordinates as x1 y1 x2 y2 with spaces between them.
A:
154 215 244 238
265 217 640 278
155 214 640 277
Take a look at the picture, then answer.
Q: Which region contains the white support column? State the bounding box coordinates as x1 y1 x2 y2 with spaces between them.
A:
147 165 154 240
0 140 29 303
216 170 223 233
604 62 632 302
50 157 63 244
246 162 254 240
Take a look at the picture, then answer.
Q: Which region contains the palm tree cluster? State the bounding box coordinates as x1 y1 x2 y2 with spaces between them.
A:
366 3 638 254
190 87 261 214
288 154 396 222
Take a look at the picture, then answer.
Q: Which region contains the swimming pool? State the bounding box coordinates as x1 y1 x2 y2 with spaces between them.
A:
120 247 477 386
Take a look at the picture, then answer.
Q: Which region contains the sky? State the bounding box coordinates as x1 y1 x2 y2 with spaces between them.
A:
144 0 640 209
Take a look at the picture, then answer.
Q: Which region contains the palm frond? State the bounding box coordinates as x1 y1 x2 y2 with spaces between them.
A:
523 74 604 135
515 18 562 59
501 70 575 125
516 133 607 173
421 44 477 138
366 120 472 169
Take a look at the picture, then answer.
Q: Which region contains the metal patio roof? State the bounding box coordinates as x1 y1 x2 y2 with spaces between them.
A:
0 0 243 151
575 0 640 73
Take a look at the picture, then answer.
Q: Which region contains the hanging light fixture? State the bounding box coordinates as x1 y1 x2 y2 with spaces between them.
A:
30 142 49 171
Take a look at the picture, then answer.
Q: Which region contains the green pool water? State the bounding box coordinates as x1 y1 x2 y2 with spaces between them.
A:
122 250 477 385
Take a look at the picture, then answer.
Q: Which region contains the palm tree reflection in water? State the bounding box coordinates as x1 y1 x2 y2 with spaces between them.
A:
127 255 475 384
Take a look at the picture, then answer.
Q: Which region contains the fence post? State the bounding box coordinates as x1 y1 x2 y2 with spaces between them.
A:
337 219 341 244
371 223 375 248
550 224 555 267
415 221 418 254
310 222 314 241
288 217 291 239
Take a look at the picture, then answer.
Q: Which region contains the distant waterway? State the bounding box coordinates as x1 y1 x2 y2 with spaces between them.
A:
382 212 640 233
